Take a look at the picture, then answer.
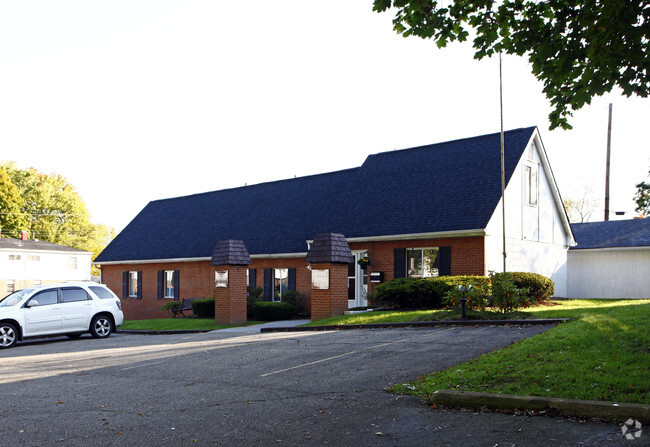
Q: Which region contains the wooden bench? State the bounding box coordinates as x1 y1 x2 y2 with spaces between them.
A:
171 298 200 318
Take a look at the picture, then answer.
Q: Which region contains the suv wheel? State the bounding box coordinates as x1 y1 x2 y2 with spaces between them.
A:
90 315 113 339
0 323 18 349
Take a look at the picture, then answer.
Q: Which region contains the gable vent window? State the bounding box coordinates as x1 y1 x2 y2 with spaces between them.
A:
524 164 538 206
528 143 536 161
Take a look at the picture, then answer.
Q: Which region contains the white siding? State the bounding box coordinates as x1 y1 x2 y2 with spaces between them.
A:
567 248 650 299
485 134 572 297
0 248 92 297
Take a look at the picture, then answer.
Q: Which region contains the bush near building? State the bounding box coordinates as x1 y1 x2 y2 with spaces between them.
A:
375 273 554 313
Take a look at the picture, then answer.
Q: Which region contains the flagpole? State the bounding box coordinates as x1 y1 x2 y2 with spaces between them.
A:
499 52 507 273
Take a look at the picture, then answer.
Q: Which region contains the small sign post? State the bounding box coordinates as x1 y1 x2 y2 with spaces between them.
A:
311 269 330 290
215 271 229 288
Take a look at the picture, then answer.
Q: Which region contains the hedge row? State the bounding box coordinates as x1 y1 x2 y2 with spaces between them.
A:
373 272 554 310
251 301 295 321
178 295 301 321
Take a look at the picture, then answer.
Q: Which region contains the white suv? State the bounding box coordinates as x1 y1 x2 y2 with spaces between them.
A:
0 282 124 349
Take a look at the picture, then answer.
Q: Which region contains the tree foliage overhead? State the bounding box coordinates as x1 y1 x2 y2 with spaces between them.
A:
0 162 115 259
634 168 650 217
373 0 650 130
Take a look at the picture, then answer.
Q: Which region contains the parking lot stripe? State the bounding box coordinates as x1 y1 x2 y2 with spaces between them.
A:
260 328 454 377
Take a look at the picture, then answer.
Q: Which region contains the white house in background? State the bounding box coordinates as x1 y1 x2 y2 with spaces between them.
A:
567 219 650 299
0 234 92 298
484 134 575 297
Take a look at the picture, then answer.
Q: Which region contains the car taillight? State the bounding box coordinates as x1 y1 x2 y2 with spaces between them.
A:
116 300 122 310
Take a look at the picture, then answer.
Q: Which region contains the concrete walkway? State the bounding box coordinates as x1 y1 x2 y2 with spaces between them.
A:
212 319 311 334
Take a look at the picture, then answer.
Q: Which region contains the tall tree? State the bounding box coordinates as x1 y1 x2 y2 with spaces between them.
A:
0 168 28 237
0 163 115 259
373 0 650 130
634 169 650 217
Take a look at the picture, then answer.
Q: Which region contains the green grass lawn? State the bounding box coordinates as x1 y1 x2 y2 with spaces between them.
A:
119 318 264 331
384 299 650 405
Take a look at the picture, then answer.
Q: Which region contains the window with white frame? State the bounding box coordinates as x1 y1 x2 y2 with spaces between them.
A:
8 254 21 261
273 268 288 302
6 280 15 293
406 248 440 278
129 271 139 298
524 164 538 206
68 256 78 270
28 255 40 262
164 270 175 298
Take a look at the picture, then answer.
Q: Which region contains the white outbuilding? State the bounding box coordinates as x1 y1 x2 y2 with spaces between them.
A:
0 235 92 298
567 219 650 299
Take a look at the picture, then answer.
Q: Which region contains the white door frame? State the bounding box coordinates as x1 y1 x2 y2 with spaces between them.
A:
348 250 368 308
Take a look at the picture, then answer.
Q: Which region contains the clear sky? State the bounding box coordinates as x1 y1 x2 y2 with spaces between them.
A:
1 1 648 232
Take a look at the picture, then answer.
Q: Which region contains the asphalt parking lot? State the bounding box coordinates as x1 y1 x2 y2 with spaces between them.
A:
0 325 635 446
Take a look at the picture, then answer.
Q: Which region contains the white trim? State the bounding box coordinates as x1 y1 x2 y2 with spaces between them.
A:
307 229 486 245
94 252 309 265
94 257 210 266
528 130 576 246
250 252 308 259
569 246 650 253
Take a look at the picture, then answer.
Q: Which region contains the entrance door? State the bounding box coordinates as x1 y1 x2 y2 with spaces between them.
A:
347 251 368 309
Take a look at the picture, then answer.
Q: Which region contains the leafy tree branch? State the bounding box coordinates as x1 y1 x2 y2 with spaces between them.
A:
373 0 650 130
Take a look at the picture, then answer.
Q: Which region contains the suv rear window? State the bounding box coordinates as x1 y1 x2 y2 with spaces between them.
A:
62 287 90 302
89 286 118 299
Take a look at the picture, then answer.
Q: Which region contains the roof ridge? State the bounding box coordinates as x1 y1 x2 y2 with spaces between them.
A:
150 166 361 204
365 126 537 160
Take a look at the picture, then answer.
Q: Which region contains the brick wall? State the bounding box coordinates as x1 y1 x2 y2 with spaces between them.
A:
101 262 214 320
101 258 312 321
348 236 485 297
310 263 348 321
214 265 247 324
99 236 485 320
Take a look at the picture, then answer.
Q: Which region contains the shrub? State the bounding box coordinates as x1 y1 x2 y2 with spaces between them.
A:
375 276 490 309
510 272 555 302
192 297 215 318
160 300 181 315
252 301 295 321
374 278 419 308
281 290 305 314
442 279 491 310
247 286 264 318
489 272 531 313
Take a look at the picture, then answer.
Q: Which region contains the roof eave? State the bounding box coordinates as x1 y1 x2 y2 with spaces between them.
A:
94 252 310 266
307 229 487 245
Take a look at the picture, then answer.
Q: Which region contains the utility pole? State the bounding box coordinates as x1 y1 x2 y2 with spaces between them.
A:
604 103 612 221
499 52 506 272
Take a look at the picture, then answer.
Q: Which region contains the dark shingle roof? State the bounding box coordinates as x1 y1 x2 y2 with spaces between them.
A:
571 219 650 249
95 127 537 263
306 233 355 264
0 237 89 253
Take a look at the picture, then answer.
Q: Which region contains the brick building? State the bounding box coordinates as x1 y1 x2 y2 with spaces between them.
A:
95 127 575 320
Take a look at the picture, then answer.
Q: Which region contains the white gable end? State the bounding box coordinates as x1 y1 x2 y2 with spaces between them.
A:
485 129 574 297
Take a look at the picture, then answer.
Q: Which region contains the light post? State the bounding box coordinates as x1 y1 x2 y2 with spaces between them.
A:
457 285 473 320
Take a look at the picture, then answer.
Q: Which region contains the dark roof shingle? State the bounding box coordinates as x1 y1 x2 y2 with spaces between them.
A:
0 237 89 253
95 127 537 262
571 219 650 249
